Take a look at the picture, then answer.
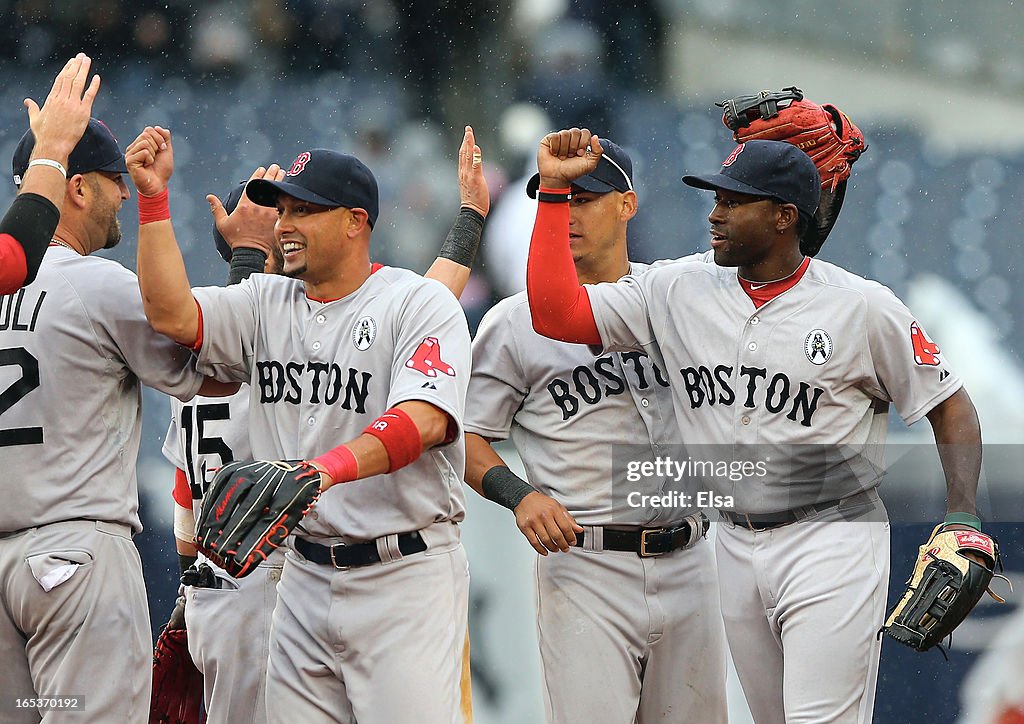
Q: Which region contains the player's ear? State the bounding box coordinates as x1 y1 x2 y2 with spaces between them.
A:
66 174 89 209
346 208 371 236
775 202 799 235
620 190 638 222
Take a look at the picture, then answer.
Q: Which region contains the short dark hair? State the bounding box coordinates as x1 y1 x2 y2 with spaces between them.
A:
795 212 811 239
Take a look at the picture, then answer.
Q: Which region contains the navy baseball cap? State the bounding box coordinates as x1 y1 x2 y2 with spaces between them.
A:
12 117 127 186
682 140 820 218
212 181 247 262
246 149 380 228
526 138 634 198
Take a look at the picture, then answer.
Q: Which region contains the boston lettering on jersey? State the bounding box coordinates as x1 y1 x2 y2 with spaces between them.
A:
548 351 669 421
679 364 824 427
256 360 372 412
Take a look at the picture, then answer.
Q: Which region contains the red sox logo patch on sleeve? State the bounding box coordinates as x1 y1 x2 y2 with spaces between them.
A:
406 337 455 378
287 152 311 177
910 322 941 366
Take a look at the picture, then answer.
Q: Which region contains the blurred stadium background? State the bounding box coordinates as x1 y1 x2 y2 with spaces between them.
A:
2 1 1022 721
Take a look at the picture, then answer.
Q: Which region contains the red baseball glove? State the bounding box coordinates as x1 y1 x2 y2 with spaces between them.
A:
150 597 205 724
717 87 867 256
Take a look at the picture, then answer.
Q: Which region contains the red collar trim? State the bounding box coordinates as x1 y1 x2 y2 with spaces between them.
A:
737 257 810 309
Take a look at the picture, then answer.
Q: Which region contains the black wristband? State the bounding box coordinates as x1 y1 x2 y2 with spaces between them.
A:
481 465 538 511
0 193 60 286
227 247 267 285
438 207 485 268
537 191 571 203
178 553 198 577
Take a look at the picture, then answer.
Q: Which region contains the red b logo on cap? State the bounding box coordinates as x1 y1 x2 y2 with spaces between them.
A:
722 144 745 167
287 152 311 177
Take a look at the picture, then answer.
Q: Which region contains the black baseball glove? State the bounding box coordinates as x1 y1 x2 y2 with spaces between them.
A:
194 459 322 577
717 86 867 256
880 525 1006 654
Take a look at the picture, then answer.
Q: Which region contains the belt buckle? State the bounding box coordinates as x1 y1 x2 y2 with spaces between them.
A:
329 543 344 569
639 528 666 557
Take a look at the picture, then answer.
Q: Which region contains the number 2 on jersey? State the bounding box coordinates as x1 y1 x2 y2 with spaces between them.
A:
0 347 42 447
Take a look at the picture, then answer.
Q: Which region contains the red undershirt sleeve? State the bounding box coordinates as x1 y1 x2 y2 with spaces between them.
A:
172 468 192 508
526 196 601 345
0 237 28 295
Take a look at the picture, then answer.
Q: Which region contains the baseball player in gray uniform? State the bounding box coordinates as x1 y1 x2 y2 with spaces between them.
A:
163 129 488 724
129 125 474 723
525 131 983 723
0 113 232 721
464 139 727 723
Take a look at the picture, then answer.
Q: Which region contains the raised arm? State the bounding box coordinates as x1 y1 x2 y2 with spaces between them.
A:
1 53 101 293
526 128 603 344
424 125 489 298
127 125 200 345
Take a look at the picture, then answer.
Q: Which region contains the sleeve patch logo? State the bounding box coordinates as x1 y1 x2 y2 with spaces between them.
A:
910 322 941 366
405 337 455 378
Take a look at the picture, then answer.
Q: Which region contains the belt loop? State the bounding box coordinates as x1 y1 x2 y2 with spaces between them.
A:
377 534 399 563
583 526 602 552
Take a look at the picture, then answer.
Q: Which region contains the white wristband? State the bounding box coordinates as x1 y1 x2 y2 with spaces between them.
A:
28 158 68 179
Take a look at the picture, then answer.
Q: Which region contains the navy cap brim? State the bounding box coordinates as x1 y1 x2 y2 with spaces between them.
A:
682 172 778 200
246 178 341 208
93 155 128 174
525 172 618 198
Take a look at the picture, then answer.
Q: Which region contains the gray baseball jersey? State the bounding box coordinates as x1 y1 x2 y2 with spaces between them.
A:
466 255 728 722
0 247 203 722
587 257 961 513
163 389 253 519
191 266 471 540
1 247 204 533
468 260 692 526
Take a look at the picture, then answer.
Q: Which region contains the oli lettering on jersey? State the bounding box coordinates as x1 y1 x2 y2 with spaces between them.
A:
256 360 371 412
0 288 46 332
678 364 824 428
547 351 669 421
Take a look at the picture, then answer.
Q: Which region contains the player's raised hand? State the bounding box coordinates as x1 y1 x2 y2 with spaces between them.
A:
24 53 101 163
126 126 173 196
208 164 284 257
537 127 602 189
457 125 489 218
514 491 585 556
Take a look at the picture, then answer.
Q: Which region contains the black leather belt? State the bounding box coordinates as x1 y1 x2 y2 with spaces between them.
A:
571 517 708 557
719 490 874 531
294 531 427 568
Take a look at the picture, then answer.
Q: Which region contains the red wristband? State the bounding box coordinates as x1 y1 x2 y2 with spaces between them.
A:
138 188 170 225
311 445 359 485
363 407 422 472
